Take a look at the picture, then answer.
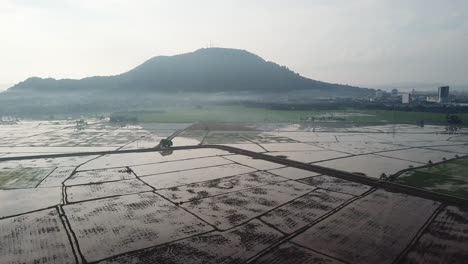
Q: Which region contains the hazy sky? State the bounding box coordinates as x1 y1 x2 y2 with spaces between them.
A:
1 0 467 90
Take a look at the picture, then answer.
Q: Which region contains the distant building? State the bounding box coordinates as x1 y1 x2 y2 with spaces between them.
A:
414 95 427 102
375 89 384 98
391 88 399 96
427 96 439 103
402 93 410 104
438 86 450 103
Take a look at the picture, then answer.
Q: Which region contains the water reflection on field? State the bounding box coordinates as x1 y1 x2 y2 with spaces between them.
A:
0 119 467 263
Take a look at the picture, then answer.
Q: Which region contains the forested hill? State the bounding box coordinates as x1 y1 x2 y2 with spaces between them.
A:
6 48 372 97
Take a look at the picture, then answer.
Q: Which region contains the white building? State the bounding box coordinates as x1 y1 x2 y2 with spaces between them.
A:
426 96 439 103
402 93 410 104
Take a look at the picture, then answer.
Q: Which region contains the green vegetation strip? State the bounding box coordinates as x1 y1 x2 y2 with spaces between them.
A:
0 168 53 188
397 157 468 199
111 106 468 125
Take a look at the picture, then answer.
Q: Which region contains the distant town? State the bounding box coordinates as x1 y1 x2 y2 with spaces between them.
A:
371 86 467 106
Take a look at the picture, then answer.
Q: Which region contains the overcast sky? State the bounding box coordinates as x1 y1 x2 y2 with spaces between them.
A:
1 0 467 90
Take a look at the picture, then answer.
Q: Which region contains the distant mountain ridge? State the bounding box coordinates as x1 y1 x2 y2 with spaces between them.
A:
7 48 372 96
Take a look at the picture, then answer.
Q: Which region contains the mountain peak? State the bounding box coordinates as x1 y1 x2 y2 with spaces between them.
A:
138 47 265 68
193 47 259 56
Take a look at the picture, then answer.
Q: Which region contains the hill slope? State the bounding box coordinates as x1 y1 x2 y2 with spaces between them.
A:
6 48 371 96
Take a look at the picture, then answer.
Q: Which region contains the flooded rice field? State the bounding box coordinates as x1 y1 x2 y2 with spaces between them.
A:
290 190 440 264
401 206 468 263
0 119 467 263
315 154 424 178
